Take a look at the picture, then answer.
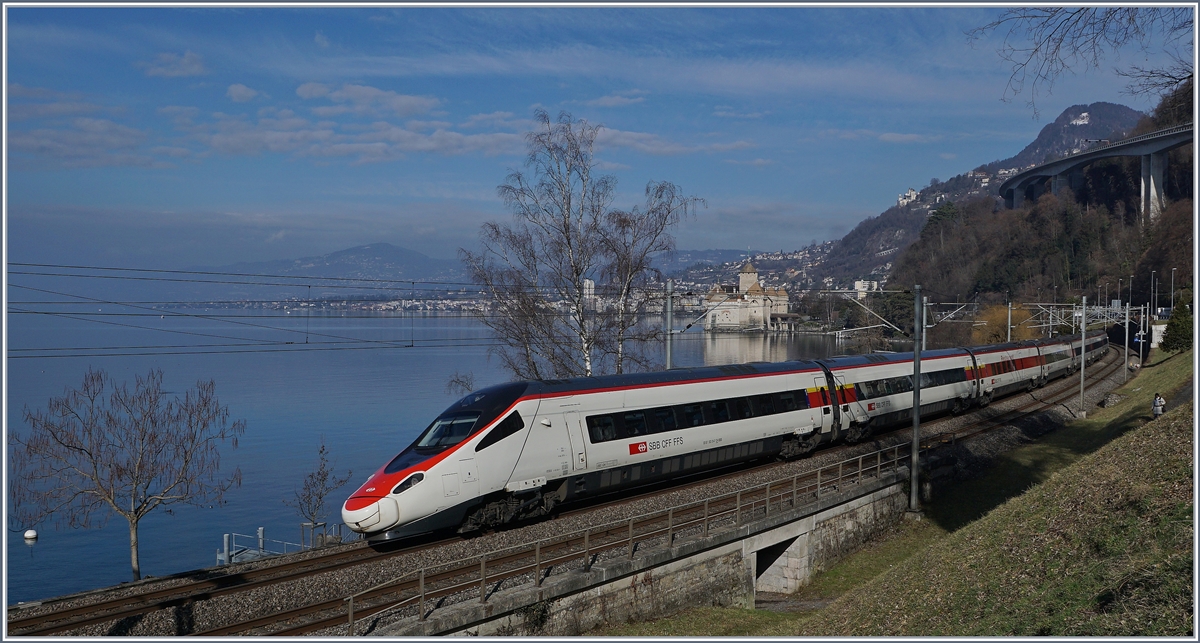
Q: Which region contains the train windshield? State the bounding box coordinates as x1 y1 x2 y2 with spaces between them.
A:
384 381 529 475
414 413 480 448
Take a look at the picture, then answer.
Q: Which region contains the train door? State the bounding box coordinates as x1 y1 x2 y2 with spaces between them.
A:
830 370 860 422
563 411 588 471
812 373 838 434
963 348 982 403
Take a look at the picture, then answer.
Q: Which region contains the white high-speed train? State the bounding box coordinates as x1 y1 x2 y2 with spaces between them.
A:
343 331 1108 541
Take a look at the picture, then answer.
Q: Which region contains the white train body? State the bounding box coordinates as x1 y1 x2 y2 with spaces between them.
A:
343 332 1108 541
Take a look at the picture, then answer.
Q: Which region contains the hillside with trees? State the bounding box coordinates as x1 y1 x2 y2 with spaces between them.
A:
814 103 1142 289
888 80 1192 312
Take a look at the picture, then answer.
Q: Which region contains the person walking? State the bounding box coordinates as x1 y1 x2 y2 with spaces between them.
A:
1152 393 1165 419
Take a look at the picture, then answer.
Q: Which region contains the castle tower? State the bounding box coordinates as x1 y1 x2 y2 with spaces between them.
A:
738 261 758 293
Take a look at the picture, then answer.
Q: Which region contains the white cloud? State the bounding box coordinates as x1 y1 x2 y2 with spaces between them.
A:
879 132 937 144
141 51 207 78
296 82 331 99
181 108 521 163
461 111 522 129
594 160 631 171
586 94 645 107
713 107 765 119
405 120 454 132
151 146 194 158
226 84 260 102
725 158 774 167
9 117 163 168
314 31 330 49
158 105 200 127
598 128 752 155
8 100 104 121
299 83 439 118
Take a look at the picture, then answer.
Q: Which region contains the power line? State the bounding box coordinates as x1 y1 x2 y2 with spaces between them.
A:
8 262 685 298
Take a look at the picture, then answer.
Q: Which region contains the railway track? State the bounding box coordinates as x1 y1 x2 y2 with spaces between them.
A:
7 351 1123 637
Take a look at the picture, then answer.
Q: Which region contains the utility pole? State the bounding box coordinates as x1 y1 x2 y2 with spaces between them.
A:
910 285 922 513
922 296 928 351
665 279 674 370
1080 296 1086 415
1123 302 1130 383
1007 301 1012 343
1151 270 1157 319
1171 267 1176 312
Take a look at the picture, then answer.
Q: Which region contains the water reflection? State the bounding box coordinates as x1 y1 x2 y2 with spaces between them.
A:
672 330 914 367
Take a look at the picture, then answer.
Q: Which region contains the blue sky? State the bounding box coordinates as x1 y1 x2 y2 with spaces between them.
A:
4 5 1178 268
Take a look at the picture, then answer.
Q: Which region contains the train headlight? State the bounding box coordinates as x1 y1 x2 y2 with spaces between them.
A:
392 472 425 495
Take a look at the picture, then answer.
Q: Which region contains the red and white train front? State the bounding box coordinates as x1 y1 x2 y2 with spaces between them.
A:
342 382 530 539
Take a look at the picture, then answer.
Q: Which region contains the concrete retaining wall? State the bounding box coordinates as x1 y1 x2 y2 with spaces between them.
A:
755 483 908 594
374 478 907 636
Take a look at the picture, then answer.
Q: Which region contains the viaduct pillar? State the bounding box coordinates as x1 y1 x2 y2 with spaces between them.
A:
1141 152 1167 221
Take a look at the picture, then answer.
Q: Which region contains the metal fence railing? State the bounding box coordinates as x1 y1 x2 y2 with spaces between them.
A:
217 523 362 566
343 443 910 634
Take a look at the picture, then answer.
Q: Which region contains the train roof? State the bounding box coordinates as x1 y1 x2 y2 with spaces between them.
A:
818 347 968 369
519 359 826 398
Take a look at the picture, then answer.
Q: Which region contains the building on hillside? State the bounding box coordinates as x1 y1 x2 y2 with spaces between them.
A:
897 188 918 207
703 262 794 331
853 280 879 300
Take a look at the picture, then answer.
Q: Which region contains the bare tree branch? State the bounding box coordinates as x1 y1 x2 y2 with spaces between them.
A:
969 8 1194 116
284 439 351 530
461 111 700 380
9 369 244 581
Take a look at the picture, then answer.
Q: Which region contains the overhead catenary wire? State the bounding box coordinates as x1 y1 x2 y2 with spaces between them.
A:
8 262 683 298
8 261 818 360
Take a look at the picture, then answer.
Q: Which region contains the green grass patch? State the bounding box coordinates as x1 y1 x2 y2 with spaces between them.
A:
792 517 948 601
588 349 1193 637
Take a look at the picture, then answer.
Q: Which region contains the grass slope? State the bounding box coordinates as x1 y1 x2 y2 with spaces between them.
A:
593 349 1194 636
810 400 1193 636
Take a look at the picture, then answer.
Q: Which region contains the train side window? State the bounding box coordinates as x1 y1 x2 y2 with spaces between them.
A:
651 407 678 433
752 394 776 416
799 389 812 408
623 411 649 436
475 412 525 452
586 415 618 443
777 391 799 412
731 398 752 419
679 404 704 427
706 401 731 423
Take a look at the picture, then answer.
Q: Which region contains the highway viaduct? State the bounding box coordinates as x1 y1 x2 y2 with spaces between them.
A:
998 123 1193 220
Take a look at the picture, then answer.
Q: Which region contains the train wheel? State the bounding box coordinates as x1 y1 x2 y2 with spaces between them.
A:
781 434 819 458
844 421 871 444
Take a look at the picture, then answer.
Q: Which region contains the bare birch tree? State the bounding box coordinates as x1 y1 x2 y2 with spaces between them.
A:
461 110 699 380
463 109 612 380
600 181 704 374
9 369 245 581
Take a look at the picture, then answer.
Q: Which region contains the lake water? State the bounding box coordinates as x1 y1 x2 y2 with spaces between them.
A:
5 309 849 604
